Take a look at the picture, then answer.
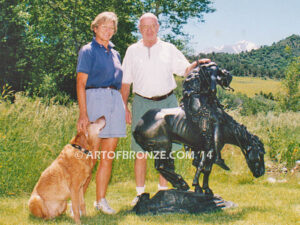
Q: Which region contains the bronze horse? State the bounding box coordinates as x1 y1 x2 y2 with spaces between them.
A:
133 63 265 195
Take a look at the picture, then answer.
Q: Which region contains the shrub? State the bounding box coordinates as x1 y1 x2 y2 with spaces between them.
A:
266 125 299 167
0 84 15 103
217 88 276 116
234 111 300 168
277 56 300 112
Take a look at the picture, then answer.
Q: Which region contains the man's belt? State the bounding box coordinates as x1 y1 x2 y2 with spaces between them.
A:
136 90 174 101
85 86 118 90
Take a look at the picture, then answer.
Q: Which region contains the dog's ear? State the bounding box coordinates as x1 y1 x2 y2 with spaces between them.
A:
71 132 89 148
87 116 106 137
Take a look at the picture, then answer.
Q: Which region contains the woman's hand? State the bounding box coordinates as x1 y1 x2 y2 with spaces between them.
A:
77 114 89 133
120 83 132 124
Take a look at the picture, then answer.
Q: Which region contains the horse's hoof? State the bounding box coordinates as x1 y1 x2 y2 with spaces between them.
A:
194 186 203 193
178 182 190 191
215 159 230 171
181 183 190 191
204 188 214 196
174 181 190 191
177 176 190 191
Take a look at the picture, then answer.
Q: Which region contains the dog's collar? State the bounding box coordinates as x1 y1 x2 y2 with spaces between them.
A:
71 144 91 155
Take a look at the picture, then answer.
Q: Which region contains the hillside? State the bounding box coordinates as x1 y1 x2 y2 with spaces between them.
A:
191 34 300 79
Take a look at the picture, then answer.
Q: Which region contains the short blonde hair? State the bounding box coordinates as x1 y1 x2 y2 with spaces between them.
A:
91 12 118 33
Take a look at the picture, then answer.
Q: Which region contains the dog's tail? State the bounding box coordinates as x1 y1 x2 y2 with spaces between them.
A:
28 194 48 218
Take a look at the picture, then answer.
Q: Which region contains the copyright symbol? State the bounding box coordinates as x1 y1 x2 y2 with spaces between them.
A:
75 151 83 159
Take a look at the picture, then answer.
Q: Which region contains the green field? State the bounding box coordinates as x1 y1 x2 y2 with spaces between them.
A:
175 75 282 98
231 76 282 97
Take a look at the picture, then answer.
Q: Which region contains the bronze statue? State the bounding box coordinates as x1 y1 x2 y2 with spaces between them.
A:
133 63 265 196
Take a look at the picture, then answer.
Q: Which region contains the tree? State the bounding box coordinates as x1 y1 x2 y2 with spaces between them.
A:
1 0 215 102
279 56 300 111
141 0 215 49
0 0 33 91
142 0 214 35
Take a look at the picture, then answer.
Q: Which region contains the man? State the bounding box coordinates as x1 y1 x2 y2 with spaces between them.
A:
121 12 210 205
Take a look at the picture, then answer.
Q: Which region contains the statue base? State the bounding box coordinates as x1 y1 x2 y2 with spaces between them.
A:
132 189 237 215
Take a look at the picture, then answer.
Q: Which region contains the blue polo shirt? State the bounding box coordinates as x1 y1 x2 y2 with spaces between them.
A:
76 37 123 89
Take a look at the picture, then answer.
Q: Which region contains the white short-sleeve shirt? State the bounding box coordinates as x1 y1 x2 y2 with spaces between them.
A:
122 38 190 98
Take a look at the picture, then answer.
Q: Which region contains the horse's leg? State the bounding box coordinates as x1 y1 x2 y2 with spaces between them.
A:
202 149 215 196
192 150 204 193
155 149 190 191
214 124 230 170
193 116 217 196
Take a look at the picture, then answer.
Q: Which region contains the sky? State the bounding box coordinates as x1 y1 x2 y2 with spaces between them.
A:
181 0 300 54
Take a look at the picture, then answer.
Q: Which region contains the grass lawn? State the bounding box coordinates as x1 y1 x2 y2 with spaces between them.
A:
1 146 299 225
230 76 282 97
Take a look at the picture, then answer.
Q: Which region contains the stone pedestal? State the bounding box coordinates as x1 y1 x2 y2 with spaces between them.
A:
132 189 237 215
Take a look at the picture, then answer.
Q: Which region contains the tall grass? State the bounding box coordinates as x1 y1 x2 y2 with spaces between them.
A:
1 93 299 197
0 93 78 195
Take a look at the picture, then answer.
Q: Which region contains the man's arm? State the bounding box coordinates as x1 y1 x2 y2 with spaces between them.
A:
120 83 132 124
184 58 211 77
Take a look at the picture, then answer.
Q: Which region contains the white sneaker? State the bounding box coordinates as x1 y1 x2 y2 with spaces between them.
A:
94 198 116 214
131 195 140 206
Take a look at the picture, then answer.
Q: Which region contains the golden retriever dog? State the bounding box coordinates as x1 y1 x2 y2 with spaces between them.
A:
28 116 105 224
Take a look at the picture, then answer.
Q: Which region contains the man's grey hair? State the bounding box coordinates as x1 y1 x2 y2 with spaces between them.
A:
138 13 159 27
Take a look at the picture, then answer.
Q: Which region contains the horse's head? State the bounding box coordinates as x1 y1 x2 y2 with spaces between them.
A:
191 62 234 94
243 135 265 178
182 62 234 108
216 68 233 90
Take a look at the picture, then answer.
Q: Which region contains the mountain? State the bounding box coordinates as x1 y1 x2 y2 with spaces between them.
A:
201 40 259 54
190 34 300 79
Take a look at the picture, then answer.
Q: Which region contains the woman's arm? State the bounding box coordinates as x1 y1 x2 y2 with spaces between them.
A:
76 72 89 133
120 83 132 124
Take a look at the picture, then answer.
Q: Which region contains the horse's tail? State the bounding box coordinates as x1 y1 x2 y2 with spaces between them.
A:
133 120 144 147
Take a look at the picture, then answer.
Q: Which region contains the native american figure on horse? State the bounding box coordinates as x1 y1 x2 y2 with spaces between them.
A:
181 62 233 172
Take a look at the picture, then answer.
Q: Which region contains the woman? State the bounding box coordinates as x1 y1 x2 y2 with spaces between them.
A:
76 12 125 214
